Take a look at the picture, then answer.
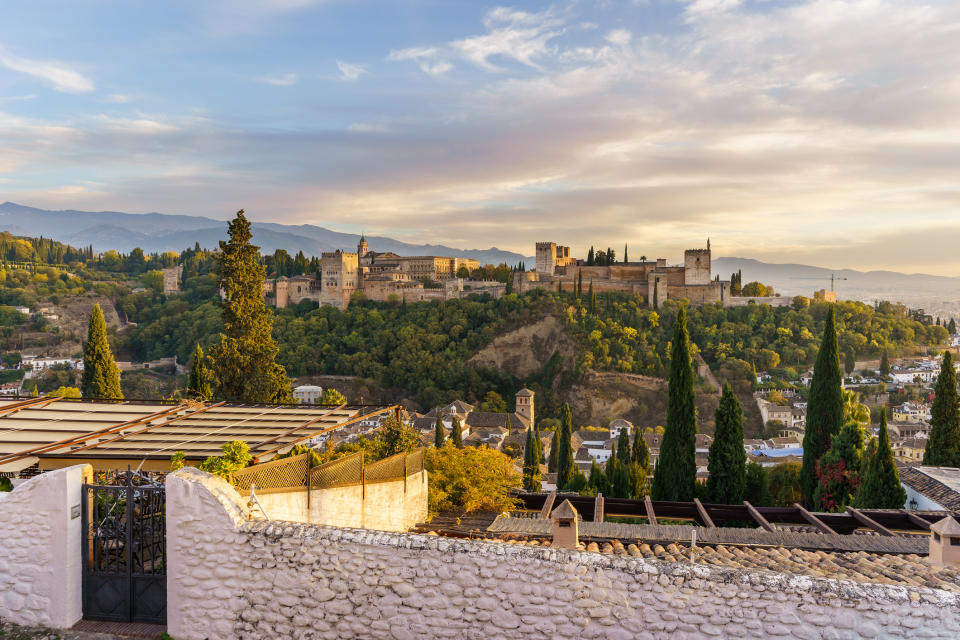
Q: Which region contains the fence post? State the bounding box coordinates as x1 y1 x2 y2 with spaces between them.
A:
404 452 407 494
306 453 312 511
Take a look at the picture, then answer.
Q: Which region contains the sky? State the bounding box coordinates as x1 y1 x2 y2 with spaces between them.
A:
2 0 960 273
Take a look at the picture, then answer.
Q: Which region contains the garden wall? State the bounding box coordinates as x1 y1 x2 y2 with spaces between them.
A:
166 467 960 640
0 464 88 629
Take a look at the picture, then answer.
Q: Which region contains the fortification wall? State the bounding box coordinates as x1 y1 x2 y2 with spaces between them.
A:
0 465 88 629
167 468 960 640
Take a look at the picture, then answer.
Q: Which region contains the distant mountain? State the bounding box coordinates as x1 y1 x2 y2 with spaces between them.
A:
0 202 532 266
714 257 960 312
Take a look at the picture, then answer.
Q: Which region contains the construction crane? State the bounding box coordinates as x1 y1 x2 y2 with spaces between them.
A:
790 273 848 290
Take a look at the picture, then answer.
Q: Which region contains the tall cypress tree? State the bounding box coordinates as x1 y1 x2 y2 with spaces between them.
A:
706 383 746 504
81 304 123 400
555 403 574 489
209 210 292 403
623 244 628 264
632 429 650 474
577 270 583 298
587 246 595 266
651 306 698 501
522 428 542 492
186 343 213 400
605 444 617 488
801 307 844 503
856 408 907 509
879 351 890 379
548 428 559 472
924 351 960 466
450 416 463 449
434 414 445 447
617 428 631 466
589 281 596 313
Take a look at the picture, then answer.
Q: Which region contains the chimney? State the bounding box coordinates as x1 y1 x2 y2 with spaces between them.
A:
929 516 960 567
551 499 579 550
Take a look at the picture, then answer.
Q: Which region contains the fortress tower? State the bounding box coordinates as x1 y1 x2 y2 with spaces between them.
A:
357 234 369 257
535 242 574 276
683 239 711 286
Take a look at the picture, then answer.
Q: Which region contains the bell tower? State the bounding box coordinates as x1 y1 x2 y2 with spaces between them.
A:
357 234 369 257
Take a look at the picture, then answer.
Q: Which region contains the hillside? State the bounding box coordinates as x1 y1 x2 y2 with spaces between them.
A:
0 202 530 266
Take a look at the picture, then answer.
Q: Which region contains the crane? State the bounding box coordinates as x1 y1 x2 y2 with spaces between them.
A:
790 273 848 291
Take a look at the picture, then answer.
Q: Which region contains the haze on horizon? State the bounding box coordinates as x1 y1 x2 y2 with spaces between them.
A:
1 1 959 274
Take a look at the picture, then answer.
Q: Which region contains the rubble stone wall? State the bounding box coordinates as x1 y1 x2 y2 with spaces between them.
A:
166 468 960 640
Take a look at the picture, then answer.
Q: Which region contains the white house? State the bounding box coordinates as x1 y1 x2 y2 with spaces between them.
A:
292 385 323 404
608 419 633 440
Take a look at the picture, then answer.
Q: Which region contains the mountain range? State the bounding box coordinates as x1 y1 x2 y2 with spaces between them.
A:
1 202 958 313
0 202 530 267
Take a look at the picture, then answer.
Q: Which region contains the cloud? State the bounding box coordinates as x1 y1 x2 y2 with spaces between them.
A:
386 47 453 77
103 93 133 103
257 72 298 86
336 60 368 81
450 7 564 71
0 47 93 93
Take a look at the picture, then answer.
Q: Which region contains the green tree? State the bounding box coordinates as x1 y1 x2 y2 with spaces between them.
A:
370 415 421 459
844 350 855 375
924 351 960 466
744 462 773 506
651 306 698 501
617 428 631 466
606 443 617 488
424 444 520 518
522 428 542 492
186 343 212 400
587 459 608 495
80 304 123 400
856 408 907 509
320 388 347 406
632 430 650 473
450 416 463 449
949 318 957 335
434 414 445 447
879 351 890 379
707 383 747 504
199 440 252 480
479 390 507 412
767 461 803 506
555 403 574 489
612 458 630 498
47 386 81 398
548 429 559 473
801 307 844 503
813 422 866 511
209 210 292 403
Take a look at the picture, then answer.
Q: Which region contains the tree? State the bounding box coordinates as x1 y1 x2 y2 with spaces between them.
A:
924 350 960 466
80 304 123 400
587 459 608 495
186 343 212 400
450 416 463 448
198 440 252 480
479 390 507 413
651 306 698 501
587 246 595 266
767 462 803 506
555 403 574 489
371 415 421 459
801 307 844 503
606 443 617 488
424 444 520 518
844 350 856 375
744 462 773 506
47 386 81 398
879 351 890 379
522 428 542 492
548 429 559 472
434 414 445 447
707 383 747 504
209 210 292 403
320 388 347 406
623 244 628 263
632 429 650 474
617 428 631 466
856 408 907 509
949 318 957 335
813 421 866 511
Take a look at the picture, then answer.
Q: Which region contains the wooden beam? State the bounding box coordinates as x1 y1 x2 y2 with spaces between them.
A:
644 495 658 526
539 491 556 519
694 498 715 528
0 396 60 418
794 503 838 535
250 403 347 449
594 493 605 523
744 500 775 532
846 506 895 536
258 405 402 456
899 509 932 531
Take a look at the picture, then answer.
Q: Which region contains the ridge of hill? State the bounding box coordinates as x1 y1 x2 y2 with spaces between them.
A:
0 202 530 266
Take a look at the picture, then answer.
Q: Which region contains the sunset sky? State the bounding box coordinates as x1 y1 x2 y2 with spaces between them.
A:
2 1 959 273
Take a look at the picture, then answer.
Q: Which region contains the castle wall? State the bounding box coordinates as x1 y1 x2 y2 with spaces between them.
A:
684 249 711 286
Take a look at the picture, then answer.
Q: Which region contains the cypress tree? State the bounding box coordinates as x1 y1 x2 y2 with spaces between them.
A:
522 428 542 492
589 281 596 313
706 383 746 504
606 444 617 488
800 307 844 503
80 304 123 400
949 318 957 335
450 416 463 449
536 423 544 463
844 350 855 375
186 343 213 400
548 428 559 472
587 246 595 266
623 244 628 264
856 408 907 509
209 210 292 403
617 428 630 466
879 351 890 379
652 280 659 308
434 414 445 447
651 306 698 501
577 270 583 298
588 459 608 495
632 429 650 474
555 404 574 489
613 459 630 498
923 351 960 466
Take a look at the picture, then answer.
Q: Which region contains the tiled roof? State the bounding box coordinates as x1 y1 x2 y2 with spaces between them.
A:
464 412 524 429
900 466 960 511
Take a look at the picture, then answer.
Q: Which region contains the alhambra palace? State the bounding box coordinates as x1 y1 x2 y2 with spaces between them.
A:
263 237 733 310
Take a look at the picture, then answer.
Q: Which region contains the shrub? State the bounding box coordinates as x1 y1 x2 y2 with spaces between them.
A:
424 444 520 518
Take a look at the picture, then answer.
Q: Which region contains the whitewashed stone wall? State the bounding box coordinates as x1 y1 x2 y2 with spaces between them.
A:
0 464 88 628
167 468 960 640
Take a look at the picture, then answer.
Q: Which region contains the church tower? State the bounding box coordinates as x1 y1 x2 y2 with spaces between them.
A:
515 388 535 430
357 234 369 257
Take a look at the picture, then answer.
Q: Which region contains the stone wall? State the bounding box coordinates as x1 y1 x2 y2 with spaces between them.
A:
167 467 960 640
251 470 427 532
0 464 88 628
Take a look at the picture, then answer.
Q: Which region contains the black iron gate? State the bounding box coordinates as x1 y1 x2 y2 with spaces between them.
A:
82 470 166 624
